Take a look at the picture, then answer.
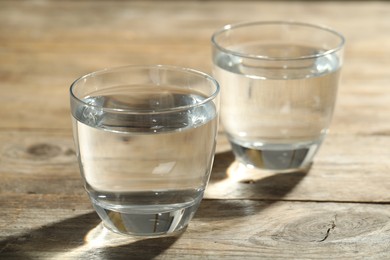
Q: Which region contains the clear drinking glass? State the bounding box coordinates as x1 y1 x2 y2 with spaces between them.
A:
70 65 219 236
211 21 344 171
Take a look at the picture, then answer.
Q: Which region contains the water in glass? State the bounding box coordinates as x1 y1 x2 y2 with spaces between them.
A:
213 44 340 170
72 85 218 235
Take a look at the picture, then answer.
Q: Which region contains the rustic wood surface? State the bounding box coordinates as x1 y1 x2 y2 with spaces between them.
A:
1 0 390 259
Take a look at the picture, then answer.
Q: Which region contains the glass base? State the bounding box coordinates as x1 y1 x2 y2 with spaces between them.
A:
230 140 321 171
91 198 201 237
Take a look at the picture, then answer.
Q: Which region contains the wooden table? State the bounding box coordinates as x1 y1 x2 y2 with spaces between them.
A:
1 1 390 259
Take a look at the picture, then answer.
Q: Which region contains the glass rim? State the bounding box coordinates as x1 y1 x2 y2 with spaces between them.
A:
211 20 345 61
70 64 220 114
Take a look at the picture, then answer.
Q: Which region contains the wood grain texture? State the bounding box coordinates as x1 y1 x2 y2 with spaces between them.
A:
1 130 390 203
1 195 390 259
208 134 390 202
1 0 390 259
0 1 389 134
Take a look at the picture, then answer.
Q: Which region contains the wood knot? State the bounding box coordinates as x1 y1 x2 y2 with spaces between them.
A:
26 143 61 159
249 211 390 246
240 179 256 184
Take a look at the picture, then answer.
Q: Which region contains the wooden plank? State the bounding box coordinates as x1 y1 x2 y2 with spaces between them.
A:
1 130 390 203
1 195 389 259
208 133 390 203
0 1 389 133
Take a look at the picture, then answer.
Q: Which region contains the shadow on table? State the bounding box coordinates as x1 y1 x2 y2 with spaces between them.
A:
201 150 309 219
0 150 308 259
0 212 180 259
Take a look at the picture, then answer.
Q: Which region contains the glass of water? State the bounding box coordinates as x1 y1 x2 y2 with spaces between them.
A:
212 21 344 171
70 65 219 236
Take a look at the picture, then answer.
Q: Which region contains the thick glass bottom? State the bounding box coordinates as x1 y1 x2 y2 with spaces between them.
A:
230 139 321 172
90 195 202 237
